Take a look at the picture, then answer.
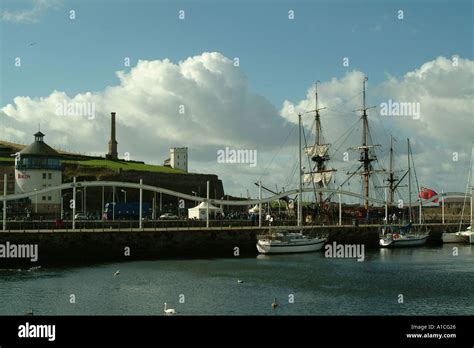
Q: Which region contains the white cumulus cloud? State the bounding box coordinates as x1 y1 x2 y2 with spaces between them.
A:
1 52 472 197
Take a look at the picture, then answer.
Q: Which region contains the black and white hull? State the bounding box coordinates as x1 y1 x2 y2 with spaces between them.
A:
257 232 326 254
379 234 428 248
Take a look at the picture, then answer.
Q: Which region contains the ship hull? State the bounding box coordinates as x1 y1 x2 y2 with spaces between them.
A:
256 239 326 254
442 232 466 243
379 235 428 248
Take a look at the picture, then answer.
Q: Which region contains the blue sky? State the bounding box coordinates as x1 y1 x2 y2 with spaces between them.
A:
1 0 472 106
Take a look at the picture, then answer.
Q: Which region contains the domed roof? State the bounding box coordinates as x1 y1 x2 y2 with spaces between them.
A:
19 132 60 157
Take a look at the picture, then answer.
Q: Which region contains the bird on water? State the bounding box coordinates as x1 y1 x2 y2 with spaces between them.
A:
272 298 278 309
164 303 176 315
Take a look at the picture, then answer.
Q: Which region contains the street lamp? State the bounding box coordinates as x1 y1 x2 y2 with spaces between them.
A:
121 189 127 203
61 193 69 219
77 189 84 213
192 191 197 205
33 188 38 214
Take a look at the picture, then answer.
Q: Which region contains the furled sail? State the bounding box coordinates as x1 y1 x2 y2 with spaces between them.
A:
304 172 332 185
304 144 330 158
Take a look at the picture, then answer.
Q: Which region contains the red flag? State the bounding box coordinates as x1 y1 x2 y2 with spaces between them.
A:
419 187 439 203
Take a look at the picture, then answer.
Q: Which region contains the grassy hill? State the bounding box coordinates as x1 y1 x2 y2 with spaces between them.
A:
63 159 186 174
0 157 186 174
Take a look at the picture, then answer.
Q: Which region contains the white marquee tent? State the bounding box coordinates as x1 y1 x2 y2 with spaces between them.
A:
188 201 223 220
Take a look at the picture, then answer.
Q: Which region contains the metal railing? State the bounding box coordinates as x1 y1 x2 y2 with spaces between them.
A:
2 216 468 232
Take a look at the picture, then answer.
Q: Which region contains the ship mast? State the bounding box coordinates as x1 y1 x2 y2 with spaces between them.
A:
350 77 378 211
376 135 407 208
305 81 329 207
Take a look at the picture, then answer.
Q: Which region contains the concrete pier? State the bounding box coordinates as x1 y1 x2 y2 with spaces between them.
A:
0 223 467 267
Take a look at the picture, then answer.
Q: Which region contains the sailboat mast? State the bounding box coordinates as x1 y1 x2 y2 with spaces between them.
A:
407 138 412 222
388 135 395 205
298 113 303 227
471 144 473 227
471 183 473 228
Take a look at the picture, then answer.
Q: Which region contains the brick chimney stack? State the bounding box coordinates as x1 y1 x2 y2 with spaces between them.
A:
107 112 118 160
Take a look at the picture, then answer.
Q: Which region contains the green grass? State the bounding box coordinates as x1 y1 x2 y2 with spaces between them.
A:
63 159 186 174
0 156 184 173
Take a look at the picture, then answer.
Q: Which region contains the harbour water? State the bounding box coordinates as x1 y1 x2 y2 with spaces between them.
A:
0 244 472 316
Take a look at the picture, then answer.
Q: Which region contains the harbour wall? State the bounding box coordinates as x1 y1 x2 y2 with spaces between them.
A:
0 223 467 267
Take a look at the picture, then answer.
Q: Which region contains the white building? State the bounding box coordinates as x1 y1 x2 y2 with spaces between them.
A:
169 147 188 172
15 132 62 214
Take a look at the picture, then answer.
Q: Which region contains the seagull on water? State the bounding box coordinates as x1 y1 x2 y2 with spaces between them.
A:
114 270 120 276
272 298 278 309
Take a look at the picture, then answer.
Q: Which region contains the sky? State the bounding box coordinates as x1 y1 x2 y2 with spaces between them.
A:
0 0 473 202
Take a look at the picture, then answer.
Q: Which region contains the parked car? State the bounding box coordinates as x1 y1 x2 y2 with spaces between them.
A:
159 213 179 220
74 212 88 220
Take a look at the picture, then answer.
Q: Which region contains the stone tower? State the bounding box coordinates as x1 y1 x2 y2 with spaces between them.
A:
107 112 118 160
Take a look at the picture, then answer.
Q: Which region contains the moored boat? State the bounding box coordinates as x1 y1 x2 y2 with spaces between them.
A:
379 223 429 248
441 231 466 243
380 233 428 247
256 231 327 254
456 226 473 244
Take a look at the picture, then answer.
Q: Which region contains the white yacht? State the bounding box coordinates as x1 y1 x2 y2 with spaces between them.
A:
379 233 429 247
379 223 429 248
456 226 473 244
441 230 467 243
442 226 473 244
257 231 327 254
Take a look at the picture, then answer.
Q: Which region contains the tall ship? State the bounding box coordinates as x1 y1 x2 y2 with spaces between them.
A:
256 82 330 254
254 76 474 252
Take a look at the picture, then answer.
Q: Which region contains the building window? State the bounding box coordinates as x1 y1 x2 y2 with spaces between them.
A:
42 196 46 201
42 173 46 179
48 173 52 179
48 196 51 201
